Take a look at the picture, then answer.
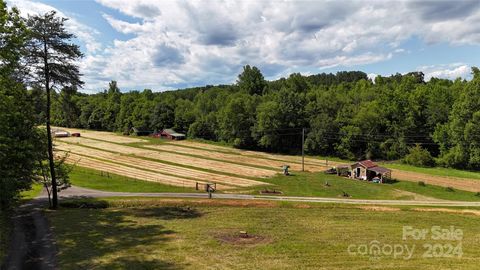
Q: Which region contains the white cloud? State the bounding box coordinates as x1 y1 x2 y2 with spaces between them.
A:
7 0 102 54
420 64 472 81
6 0 480 92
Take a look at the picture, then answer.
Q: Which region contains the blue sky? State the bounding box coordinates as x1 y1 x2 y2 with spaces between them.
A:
7 0 480 93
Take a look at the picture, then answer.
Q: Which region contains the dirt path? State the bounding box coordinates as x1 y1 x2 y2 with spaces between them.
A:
45 186 480 207
2 198 57 270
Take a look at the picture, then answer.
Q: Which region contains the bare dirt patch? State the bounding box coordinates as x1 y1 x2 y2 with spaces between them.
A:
215 230 272 246
412 208 480 216
357 206 401 212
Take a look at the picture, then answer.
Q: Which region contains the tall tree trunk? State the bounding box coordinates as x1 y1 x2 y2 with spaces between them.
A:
44 40 58 209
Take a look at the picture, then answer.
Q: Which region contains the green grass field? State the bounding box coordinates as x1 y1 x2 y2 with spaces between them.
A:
69 166 480 201
250 172 480 201
49 198 480 269
70 167 199 193
20 183 44 201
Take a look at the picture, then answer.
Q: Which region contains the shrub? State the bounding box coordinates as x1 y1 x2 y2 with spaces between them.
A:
403 144 435 167
446 186 455 192
418 181 426 187
475 192 480 197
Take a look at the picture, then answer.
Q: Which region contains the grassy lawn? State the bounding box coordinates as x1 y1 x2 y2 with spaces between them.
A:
49 198 480 269
391 181 480 201
70 165 480 201
252 172 480 201
20 183 44 201
70 167 198 193
383 163 480 180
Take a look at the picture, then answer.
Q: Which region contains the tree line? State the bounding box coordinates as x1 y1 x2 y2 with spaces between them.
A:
37 63 480 170
1 1 80 209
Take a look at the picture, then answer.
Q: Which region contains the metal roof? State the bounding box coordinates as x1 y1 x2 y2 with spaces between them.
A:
162 129 185 137
357 160 378 168
368 166 391 174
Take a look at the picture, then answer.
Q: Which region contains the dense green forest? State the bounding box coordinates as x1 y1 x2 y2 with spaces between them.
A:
36 65 480 170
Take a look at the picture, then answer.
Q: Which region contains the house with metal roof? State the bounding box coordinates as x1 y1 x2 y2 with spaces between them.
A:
160 128 186 140
350 160 391 182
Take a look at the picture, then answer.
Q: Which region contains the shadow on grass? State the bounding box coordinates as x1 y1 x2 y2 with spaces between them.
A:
54 199 203 269
383 178 399 184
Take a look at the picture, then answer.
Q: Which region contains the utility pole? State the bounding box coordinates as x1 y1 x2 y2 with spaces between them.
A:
302 128 305 172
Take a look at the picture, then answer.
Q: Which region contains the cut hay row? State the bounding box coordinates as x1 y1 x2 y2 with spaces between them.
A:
168 140 335 167
64 153 233 190
54 127 147 144
57 142 265 187
391 169 480 193
57 137 277 178
144 144 325 172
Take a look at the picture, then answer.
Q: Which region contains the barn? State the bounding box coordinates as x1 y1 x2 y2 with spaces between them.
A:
350 160 391 182
160 129 186 140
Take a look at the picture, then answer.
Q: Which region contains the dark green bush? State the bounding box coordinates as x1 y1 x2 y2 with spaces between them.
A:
403 144 435 167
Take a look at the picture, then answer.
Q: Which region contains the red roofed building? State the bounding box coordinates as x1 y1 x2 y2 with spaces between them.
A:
350 160 391 182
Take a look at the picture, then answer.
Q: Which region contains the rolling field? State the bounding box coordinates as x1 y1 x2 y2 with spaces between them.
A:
58 137 277 178
54 128 328 191
54 127 148 144
170 140 332 166
59 142 265 188
54 127 480 194
144 144 324 172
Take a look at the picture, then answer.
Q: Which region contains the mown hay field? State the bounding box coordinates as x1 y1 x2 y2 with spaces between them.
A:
144 144 325 172
55 127 480 193
58 142 264 188
170 140 335 166
57 136 276 178
53 126 147 144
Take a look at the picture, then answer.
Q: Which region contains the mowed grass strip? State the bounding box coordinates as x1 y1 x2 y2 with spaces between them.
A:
144 144 325 172
57 142 266 188
58 137 277 178
49 199 480 269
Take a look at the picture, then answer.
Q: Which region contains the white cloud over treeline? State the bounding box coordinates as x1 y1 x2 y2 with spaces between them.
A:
7 0 480 92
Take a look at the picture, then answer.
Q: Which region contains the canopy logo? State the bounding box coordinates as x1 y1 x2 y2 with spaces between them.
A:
347 226 463 260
